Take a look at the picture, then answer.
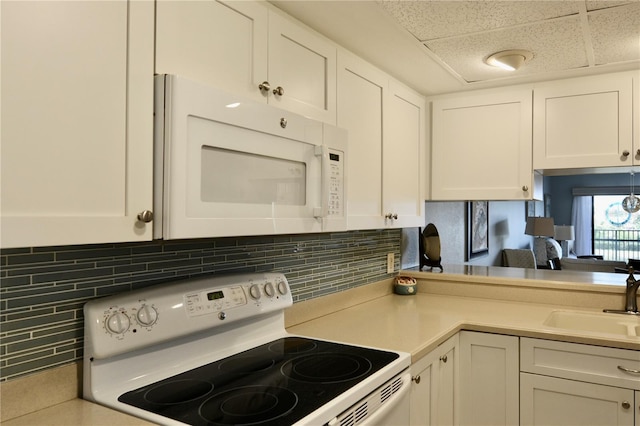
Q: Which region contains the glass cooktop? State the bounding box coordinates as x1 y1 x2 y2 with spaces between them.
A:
118 337 399 425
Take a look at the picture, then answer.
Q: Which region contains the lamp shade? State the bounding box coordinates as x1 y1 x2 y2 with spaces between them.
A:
554 225 575 241
525 217 555 237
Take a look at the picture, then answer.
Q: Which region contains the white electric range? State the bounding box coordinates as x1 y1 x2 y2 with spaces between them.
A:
83 272 411 425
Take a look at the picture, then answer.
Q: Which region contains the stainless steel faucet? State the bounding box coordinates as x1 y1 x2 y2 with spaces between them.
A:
604 268 640 315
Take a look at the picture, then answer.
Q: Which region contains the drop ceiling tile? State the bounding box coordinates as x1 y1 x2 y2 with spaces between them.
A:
377 0 581 41
425 16 587 82
589 3 640 64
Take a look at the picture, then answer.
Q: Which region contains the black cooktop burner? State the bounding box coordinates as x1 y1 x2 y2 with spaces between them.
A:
118 337 399 425
282 353 371 383
200 385 297 425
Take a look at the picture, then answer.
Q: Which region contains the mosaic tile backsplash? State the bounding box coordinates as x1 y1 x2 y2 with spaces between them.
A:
0 229 401 381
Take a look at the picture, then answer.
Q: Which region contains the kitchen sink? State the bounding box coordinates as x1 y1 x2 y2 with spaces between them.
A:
544 310 640 337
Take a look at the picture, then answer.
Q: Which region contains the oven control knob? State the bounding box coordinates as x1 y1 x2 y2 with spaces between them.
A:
136 305 158 327
106 312 130 335
249 284 261 300
277 280 288 295
264 282 275 297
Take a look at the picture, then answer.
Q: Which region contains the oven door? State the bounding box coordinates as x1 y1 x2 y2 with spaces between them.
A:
155 74 330 240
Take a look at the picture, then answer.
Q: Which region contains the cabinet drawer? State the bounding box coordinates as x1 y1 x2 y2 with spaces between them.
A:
520 338 640 390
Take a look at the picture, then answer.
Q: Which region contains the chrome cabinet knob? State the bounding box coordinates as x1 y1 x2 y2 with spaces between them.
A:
137 210 153 223
280 118 287 129
636 149 640 157
622 150 630 158
385 213 398 220
411 375 421 384
622 401 631 410
522 185 529 192
440 354 448 363
273 86 284 96
258 81 271 93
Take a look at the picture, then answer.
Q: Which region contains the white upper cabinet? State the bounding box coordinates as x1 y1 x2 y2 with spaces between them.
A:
337 50 386 230
338 51 425 230
155 0 268 103
431 88 537 200
267 11 336 124
1 0 154 248
156 1 336 124
533 71 636 170
384 81 426 227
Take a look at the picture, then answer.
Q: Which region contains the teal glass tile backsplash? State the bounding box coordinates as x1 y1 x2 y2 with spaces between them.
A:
0 229 400 381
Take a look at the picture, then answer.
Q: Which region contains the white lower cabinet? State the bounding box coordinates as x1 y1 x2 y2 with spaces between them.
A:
520 337 640 426
410 333 459 425
458 331 519 426
520 372 634 426
410 332 639 426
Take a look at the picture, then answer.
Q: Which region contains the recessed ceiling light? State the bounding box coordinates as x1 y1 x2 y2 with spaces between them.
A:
486 50 533 71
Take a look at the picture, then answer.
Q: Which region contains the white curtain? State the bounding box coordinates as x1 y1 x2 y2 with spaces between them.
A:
571 196 592 256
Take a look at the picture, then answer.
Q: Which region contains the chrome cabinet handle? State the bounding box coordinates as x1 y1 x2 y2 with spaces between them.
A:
137 210 153 223
411 375 421 384
440 354 448 363
258 81 271 93
385 213 398 220
617 365 640 374
273 86 284 96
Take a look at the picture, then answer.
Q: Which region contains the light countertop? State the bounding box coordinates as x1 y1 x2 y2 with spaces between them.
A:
287 291 640 363
2 399 154 426
403 264 631 291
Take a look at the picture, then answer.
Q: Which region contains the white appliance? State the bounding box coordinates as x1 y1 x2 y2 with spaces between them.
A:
154 75 348 240
83 273 411 425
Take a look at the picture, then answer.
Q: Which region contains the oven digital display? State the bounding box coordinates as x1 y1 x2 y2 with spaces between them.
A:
329 153 340 162
207 290 224 301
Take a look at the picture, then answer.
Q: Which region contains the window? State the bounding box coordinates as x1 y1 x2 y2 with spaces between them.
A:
593 195 640 261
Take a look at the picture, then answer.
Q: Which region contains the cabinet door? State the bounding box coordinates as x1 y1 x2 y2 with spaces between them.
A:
636 390 639 426
384 81 426 227
520 373 635 426
435 342 457 426
459 331 519 426
155 0 268 103
431 89 535 200
1 0 154 248
533 72 634 169
337 50 386 230
410 357 434 425
410 333 459 426
268 11 336 124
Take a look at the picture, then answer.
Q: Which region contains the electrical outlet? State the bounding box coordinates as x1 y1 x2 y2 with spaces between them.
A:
387 253 394 273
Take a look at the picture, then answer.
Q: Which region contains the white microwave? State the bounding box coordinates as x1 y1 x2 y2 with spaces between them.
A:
153 75 347 240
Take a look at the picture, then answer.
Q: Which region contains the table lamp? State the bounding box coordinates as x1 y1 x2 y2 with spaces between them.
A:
525 217 555 266
554 225 575 257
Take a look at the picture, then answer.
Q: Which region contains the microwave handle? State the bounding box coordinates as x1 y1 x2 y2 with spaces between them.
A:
315 145 330 219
